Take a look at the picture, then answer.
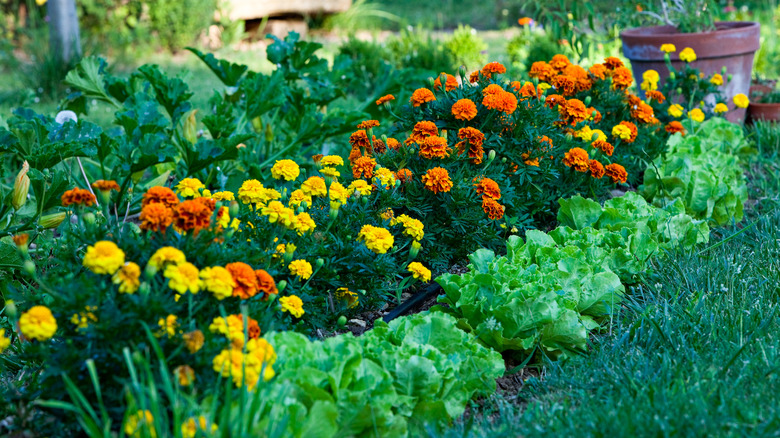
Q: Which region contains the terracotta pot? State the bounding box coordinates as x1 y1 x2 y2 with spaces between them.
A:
621 22 761 123
748 103 780 123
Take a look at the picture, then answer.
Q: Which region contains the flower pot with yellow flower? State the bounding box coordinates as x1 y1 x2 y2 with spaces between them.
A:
619 1 759 122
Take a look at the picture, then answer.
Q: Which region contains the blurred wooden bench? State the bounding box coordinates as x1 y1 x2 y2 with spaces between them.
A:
226 0 352 20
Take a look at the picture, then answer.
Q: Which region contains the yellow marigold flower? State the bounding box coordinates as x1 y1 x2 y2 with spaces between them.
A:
395 214 424 241
336 287 359 308
271 159 301 181
407 262 432 282
164 262 200 294
612 124 633 141
288 259 313 280
83 241 126 275
238 179 267 204
710 74 724 86
357 225 394 254
301 176 327 197
320 167 340 178
688 108 705 123
19 305 57 341
279 295 305 318
294 212 316 236
660 43 676 53
112 262 141 294
211 191 235 201
348 179 373 196
183 330 205 353
288 189 312 209
199 266 236 300
668 104 684 118
320 155 344 167
714 103 729 114
174 365 195 386
590 129 606 142
679 47 696 62
329 181 350 206
380 208 394 222
125 410 156 438
0 329 10 353
181 416 217 438
575 125 594 142
261 201 296 228
175 178 205 198
70 306 97 329
733 93 749 108
209 315 246 347
148 247 186 271
158 314 179 338
374 168 396 188
642 69 660 84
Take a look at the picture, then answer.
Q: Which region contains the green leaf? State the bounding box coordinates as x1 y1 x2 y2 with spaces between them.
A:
187 48 248 87
557 195 603 229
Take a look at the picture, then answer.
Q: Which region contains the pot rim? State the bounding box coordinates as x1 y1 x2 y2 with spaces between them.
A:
620 21 759 39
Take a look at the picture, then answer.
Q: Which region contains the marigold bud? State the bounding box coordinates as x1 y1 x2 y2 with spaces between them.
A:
39 212 66 229
23 260 36 276
487 150 496 163
409 241 422 259
277 280 287 293
82 212 96 225
251 116 263 133
182 110 198 145
4 300 17 319
669 71 676 80
315 258 325 269
583 96 592 106
265 124 274 143
12 161 30 211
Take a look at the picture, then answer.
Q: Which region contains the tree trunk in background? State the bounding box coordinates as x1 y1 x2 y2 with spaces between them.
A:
48 0 81 66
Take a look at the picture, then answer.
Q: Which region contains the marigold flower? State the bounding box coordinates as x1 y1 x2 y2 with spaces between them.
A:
529 61 555 82
210 314 258 348
589 63 607 80
589 160 605 178
667 104 684 118
175 178 205 198
645 90 665 103
374 168 396 189
665 121 686 135
406 121 439 145
349 130 372 152
660 43 676 53
518 17 533 26
301 176 327 197
679 47 696 62
19 305 57 341
474 177 501 199
92 180 120 193
611 66 633 89
226 262 259 299
0 329 10 354
410 88 436 107
552 75 577 96
149 247 186 271
184 330 205 353
482 197 505 220
139 203 173 233
630 101 656 124
376 94 395 105
407 262 432 282
271 159 300 181
419 135 451 159
733 93 749 108
434 72 458 91
61 187 96 207
173 365 195 387
563 147 590 172
394 214 425 241
549 54 570 71
336 287 359 308
357 225 395 254
113 262 141 294
396 168 413 184
125 410 156 438
174 199 212 233
165 262 200 294
603 56 624 70
593 138 614 156
83 241 125 275
522 153 539 166
279 295 305 318
294 212 316 235
356 120 380 130
709 74 724 86
481 61 507 78
181 416 218 438
320 155 344 167
469 70 480 83
559 98 589 124
387 137 400 150
262 201 296 228
329 181 350 206
238 179 267 204
143 186 180 209
688 108 705 123
421 167 453 194
255 270 278 300
199 266 235 300
452 99 477 120
612 124 632 141
211 191 235 201
352 155 377 179
714 103 729 114
380 208 394 222
288 259 313 279
619 121 638 143
545 94 565 108
349 179 373 196
605 163 628 184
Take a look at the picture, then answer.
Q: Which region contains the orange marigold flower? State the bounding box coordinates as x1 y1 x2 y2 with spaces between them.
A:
352 155 377 179
559 98 589 124
630 101 656 124
483 90 518 114
92 180 120 192
452 99 477 121
376 94 395 105
410 88 436 107
174 199 212 233
406 121 439 145
140 203 174 233
482 84 505 96
592 138 615 156
665 121 686 135
356 120 380 130
481 62 507 79
372 136 386 154
195 197 216 212
61 188 96 207
550 54 571 71
226 262 259 299
255 269 278 300
605 163 628 184
469 70 480 83
421 167 453 194
589 160 605 178
349 130 371 151
604 56 624 70
589 63 607 80
545 94 565 108
552 75 577 96
529 61 555 82
518 17 533 26
419 135 451 159
563 147 590 172
645 90 665 103
348 145 363 164
588 107 602 123
474 177 501 199
312 154 324 163
143 186 180 209
434 72 459 91
611 66 633 89
619 121 638 143
482 197 505 220
456 127 486 164
517 81 538 99
387 138 401 150
522 153 540 166
538 135 554 150
395 168 413 183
